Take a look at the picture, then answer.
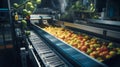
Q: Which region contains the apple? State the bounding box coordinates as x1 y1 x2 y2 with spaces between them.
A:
78 36 83 40
86 48 93 54
101 45 108 51
21 20 27 28
59 35 65 39
96 47 100 51
117 49 120 54
96 57 103 62
89 40 96 45
25 31 31 36
69 41 74 45
23 9 28 15
102 51 109 56
77 44 81 48
99 52 104 57
90 47 96 51
90 38 97 42
109 51 116 56
80 42 85 46
90 45 94 48
68 33 72 37
35 0 41 4
27 10 32 15
29 5 35 11
82 38 87 42
80 45 88 52
89 52 96 58
116 48 120 54
107 42 114 49
89 53 95 57
27 2 33 7
93 43 100 48
84 40 89 46
13 3 19 8
21 20 27 24
105 55 112 59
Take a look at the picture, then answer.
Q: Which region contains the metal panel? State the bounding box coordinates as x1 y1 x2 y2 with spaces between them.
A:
64 22 103 35
107 30 120 39
30 14 52 20
64 22 120 39
87 19 120 26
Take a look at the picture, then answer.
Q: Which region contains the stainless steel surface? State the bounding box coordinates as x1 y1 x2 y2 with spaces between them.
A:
87 19 120 26
64 22 120 39
107 30 120 39
30 14 52 20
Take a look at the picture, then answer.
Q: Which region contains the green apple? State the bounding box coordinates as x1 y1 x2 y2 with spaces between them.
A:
109 51 116 56
93 44 100 48
36 0 41 4
90 3 94 6
29 5 35 11
23 9 28 15
27 11 32 15
27 2 33 7
86 49 92 54
96 57 103 62
105 55 112 59
21 20 27 28
85 41 89 46
117 49 120 54
13 3 19 8
25 31 31 36
75 1 80 8
107 42 114 48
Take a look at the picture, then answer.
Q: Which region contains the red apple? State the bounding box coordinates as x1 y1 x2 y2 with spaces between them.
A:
99 52 104 57
90 52 96 58
80 45 88 52
102 51 109 56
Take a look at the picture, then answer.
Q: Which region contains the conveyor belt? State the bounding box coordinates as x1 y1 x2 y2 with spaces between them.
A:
31 23 108 67
29 31 69 67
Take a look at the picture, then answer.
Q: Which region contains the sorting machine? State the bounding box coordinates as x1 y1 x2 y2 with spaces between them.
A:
24 14 120 67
